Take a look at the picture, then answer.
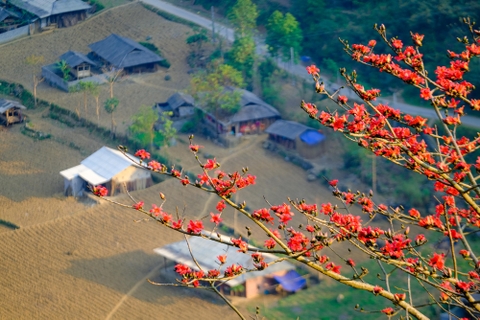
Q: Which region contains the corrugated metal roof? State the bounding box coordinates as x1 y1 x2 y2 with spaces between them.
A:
9 0 90 18
59 50 97 68
88 34 164 68
229 103 280 123
166 92 194 110
265 120 312 140
59 164 109 185
80 146 136 182
154 233 295 287
0 99 26 114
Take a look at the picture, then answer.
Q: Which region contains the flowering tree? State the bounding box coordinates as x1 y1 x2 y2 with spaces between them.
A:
92 19 480 319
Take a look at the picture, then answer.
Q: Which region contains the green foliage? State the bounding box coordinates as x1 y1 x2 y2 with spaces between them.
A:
189 62 245 115
266 10 303 61
0 219 19 230
158 111 177 147
186 32 208 44
56 60 71 81
87 0 105 12
129 106 159 148
226 36 256 87
228 0 258 38
104 97 119 114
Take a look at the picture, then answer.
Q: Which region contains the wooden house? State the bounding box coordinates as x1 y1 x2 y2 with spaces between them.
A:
265 120 326 159
154 233 305 298
7 0 91 29
60 146 152 197
202 87 281 137
155 92 195 119
0 99 26 126
59 50 97 80
88 34 165 74
0 7 22 32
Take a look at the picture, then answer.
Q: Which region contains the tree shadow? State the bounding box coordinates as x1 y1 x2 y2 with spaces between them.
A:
64 250 224 304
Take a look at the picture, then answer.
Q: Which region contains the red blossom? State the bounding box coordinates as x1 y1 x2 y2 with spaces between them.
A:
420 88 433 100
231 237 248 253
92 185 108 197
329 179 339 187
392 39 403 49
429 253 445 270
337 95 348 104
189 144 202 152
172 219 183 230
180 176 190 186
325 262 341 274
346 259 355 267
306 225 315 233
150 204 162 217
368 40 377 47
174 264 192 275
224 264 243 277
134 149 150 160
460 250 470 258
264 238 276 249
147 160 162 171
216 200 226 212
217 254 227 264
133 201 144 210
210 212 222 225
186 220 204 234
204 158 219 170
373 285 383 295
306 65 320 75
411 33 424 46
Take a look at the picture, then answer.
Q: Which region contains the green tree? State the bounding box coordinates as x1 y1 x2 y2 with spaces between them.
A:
227 36 256 87
227 0 258 39
158 111 177 148
76 81 97 114
56 60 70 82
189 62 245 117
104 97 119 136
266 11 303 61
129 106 159 149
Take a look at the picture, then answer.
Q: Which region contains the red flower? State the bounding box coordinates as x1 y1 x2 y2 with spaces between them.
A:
207 269 220 278
409 208 421 218
415 234 426 245
224 264 243 277
306 65 320 75
429 253 445 270
394 293 406 302
231 237 248 253
460 250 470 258
216 200 226 212
217 254 227 264
346 259 355 267
204 158 219 170
337 95 348 104
325 262 341 274
150 204 162 216
420 88 433 100
92 185 108 197
187 220 204 234
264 238 276 249
373 285 383 295
306 225 315 233
134 149 150 160
180 176 190 186
174 264 192 275
172 219 183 229
148 160 162 171
368 40 377 47
329 179 338 187
189 144 202 152
133 201 144 210
392 39 403 50
382 307 395 315
303 102 318 117
210 212 222 225
411 33 424 46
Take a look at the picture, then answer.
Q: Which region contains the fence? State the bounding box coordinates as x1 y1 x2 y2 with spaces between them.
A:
0 25 29 44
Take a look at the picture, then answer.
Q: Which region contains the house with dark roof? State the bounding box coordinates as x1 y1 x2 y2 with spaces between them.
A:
88 34 165 74
155 92 195 119
202 87 281 138
60 146 152 197
154 233 306 298
265 120 326 159
7 0 91 28
58 50 97 79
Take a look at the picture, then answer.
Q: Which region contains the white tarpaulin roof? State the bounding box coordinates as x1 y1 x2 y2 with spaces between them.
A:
60 146 139 185
154 233 295 287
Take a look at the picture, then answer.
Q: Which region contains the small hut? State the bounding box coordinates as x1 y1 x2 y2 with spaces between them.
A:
0 99 26 126
154 233 305 298
88 34 165 73
202 87 281 137
155 92 195 119
265 120 325 159
60 146 152 197
58 50 97 79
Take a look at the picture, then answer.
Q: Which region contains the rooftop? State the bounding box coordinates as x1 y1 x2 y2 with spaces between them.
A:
9 0 91 19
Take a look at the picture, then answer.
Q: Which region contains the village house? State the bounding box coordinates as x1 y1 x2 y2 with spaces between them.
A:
0 7 21 32
201 87 281 140
42 50 102 92
154 233 306 298
6 0 91 29
265 120 326 159
60 146 152 197
88 34 165 74
155 92 195 119
0 98 26 126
